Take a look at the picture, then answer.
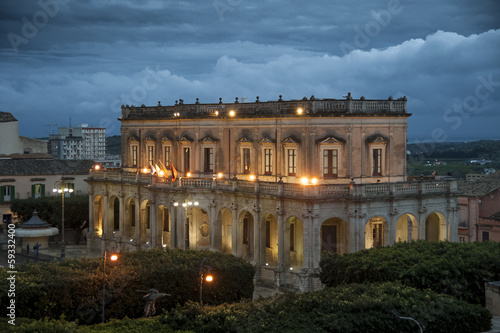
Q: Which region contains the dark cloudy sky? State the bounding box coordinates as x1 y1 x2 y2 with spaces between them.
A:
1 0 499 142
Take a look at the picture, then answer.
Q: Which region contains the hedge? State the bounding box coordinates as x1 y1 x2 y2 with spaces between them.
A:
0 249 255 324
319 240 500 305
5 281 489 333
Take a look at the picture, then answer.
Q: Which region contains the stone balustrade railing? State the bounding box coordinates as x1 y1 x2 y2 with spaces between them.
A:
88 170 457 199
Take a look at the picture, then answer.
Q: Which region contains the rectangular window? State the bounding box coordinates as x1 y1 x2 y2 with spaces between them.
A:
164 146 171 166
2 186 12 202
148 146 154 166
183 148 190 173
163 208 170 232
372 149 382 176
265 220 271 248
132 146 138 166
323 149 338 178
243 218 249 245
32 184 45 199
287 149 297 176
204 148 214 173
459 236 466 243
146 204 151 229
264 148 272 175
482 231 490 241
290 223 295 251
243 148 251 174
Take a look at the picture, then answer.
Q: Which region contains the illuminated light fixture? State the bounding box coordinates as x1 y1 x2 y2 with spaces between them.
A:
205 275 213 282
188 201 193 206
249 175 256 181
110 253 118 261
142 167 149 174
186 172 192 177
162 244 167 248
311 178 318 185
229 110 235 117
297 108 303 115
265 263 269 266
173 202 179 207
301 177 309 185
174 112 180 117
215 111 219 116
290 267 293 271
94 164 101 171
194 201 199 206
130 239 133 242
182 203 187 207
217 172 223 178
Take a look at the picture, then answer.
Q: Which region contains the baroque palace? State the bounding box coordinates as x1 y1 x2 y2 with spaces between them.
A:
87 93 458 291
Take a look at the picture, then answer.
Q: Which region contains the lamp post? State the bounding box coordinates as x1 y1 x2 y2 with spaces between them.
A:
52 178 73 258
391 310 423 333
102 246 118 323
199 257 213 306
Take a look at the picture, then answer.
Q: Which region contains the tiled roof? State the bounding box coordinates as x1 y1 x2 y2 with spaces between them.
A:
0 111 17 122
0 159 95 176
458 171 500 197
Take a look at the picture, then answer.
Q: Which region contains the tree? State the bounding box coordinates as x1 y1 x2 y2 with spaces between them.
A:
10 195 89 243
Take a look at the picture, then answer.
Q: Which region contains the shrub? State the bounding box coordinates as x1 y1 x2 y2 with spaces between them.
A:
0 249 255 324
319 240 500 304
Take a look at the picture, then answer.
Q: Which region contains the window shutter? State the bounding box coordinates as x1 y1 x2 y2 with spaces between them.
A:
11 185 15 200
41 184 46 197
32 184 35 198
0 186 4 202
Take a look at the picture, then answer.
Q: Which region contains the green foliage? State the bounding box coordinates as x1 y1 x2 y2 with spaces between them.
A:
319 240 500 304
162 282 491 333
0 249 254 325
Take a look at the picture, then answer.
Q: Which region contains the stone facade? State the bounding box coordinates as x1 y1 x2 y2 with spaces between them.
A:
86 95 458 291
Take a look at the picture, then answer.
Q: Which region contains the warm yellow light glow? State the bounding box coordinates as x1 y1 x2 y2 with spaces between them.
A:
297 108 303 115
217 172 223 178
229 110 235 117
215 111 219 116
194 201 199 206
142 167 149 174
182 203 187 207
206 275 213 282
311 178 318 185
186 172 192 177
94 164 101 171
158 170 165 177
301 177 309 185
110 254 118 261
249 175 256 181
173 202 179 207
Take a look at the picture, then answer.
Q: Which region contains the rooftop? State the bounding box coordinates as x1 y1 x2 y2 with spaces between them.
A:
458 171 500 197
0 159 95 176
0 111 17 122
121 93 409 121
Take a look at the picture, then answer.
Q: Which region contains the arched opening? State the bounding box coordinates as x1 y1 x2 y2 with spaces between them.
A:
396 214 418 242
240 211 254 261
425 212 447 241
157 204 171 248
125 198 136 240
263 213 278 267
321 217 349 255
111 197 119 232
93 195 103 236
287 216 304 268
140 200 151 246
216 208 232 254
186 207 209 250
365 216 388 248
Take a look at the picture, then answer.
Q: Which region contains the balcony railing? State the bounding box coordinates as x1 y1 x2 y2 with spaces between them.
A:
88 170 457 199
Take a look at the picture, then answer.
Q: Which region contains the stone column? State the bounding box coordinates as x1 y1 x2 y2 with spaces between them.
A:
118 192 125 239
231 204 240 257
150 198 158 247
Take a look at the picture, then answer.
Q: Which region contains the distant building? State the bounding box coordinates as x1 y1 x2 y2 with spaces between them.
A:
87 94 459 292
0 156 94 234
458 172 500 242
0 111 47 155
49 124 105 160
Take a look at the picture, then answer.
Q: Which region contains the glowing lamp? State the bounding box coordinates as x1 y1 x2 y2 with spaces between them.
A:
205 275 213 282
229 110 235 117
297 108 303 115
301 177 309 185
109 254 118 261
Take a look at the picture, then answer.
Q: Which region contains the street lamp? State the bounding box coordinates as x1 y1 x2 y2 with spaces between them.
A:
391 310 423 333
199 257 214 305
102 248 118 323
52 179 73 258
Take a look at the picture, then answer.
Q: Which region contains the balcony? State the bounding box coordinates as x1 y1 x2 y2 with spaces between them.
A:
88 170 457 199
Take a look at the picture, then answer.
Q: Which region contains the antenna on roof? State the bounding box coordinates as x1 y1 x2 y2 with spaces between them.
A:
69 117 72 128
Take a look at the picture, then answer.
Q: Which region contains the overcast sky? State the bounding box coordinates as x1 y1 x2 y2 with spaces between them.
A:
1 0 499 142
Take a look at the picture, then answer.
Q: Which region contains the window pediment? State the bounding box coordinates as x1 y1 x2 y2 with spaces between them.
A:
238 137 253 144
144 136 156 143
161 136 172 143
128 136 139 142
260 137 274 145
366 134 389 143
179 136 193 144
282 136 300 146
199 136 218 143
318 136 345 144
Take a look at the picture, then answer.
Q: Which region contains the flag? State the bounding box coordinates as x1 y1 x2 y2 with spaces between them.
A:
158 160 169 180
150 164 156 175
171 163 178 182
